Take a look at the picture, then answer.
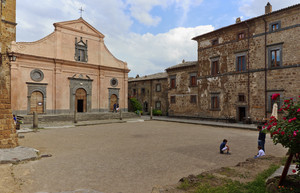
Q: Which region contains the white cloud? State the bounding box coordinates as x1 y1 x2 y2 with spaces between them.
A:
239 0 299 17
106 25 214 77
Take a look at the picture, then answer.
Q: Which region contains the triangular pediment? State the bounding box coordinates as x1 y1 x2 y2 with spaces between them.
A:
54 17 105 38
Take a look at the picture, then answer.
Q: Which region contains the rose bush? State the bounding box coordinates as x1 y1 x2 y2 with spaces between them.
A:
264 94 300 174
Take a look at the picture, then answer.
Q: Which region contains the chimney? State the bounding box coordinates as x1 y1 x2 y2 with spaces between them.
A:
236 17 241 23
265 2 272 14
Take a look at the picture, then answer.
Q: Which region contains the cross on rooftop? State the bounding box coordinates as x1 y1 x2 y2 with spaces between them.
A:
79 7 84 18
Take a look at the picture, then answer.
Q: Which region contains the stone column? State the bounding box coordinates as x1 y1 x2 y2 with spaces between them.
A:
0 0 18 148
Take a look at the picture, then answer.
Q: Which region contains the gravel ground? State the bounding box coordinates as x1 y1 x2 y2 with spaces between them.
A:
8 121 287 193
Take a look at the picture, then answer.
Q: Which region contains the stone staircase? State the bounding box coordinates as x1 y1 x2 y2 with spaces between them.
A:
19 112 139 124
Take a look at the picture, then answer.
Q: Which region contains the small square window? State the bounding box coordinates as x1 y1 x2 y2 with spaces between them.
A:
238 94 245 102
269 21 281 32
272 23 279 31
212 39 219 46
190 95 197 104
156 84 161 92
141 88 145 94
171 96 176 104
238 32 245 40
133 89 136 95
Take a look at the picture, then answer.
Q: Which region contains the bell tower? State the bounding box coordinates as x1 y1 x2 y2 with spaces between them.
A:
0 0 18 148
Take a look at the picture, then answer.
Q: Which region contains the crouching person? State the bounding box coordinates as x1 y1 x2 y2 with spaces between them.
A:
220 139 230 154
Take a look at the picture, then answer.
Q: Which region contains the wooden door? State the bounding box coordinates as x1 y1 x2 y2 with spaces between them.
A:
30 91 44 114
110 94 117 111
75 88 87 112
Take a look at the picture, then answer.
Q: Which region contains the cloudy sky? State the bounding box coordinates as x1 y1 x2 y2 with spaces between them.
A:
16 0 298 77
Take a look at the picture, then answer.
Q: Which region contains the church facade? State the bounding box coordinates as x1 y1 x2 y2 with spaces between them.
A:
10 18 129 115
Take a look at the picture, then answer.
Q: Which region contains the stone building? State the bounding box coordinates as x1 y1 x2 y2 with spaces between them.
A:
192 3 300 122
128 73 168 115
10 18 129 115
166 61 198 117
0 0 18 148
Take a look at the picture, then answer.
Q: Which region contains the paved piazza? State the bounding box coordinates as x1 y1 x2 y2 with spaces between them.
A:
15 121 286 193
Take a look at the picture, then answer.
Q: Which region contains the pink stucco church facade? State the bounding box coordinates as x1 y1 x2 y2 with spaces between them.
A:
10 18 129 115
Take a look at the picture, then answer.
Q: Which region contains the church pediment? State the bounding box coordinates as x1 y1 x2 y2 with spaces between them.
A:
54 18 104 38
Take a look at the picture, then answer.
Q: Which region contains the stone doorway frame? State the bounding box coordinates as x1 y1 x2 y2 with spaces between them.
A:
69 75 93 113
108 88 120 111
26 82 47 114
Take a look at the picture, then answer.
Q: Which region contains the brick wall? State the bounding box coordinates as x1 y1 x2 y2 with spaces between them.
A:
0 0 18 148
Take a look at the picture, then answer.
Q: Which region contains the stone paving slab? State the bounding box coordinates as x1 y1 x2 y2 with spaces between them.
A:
0 146 39 164
267 165 298 181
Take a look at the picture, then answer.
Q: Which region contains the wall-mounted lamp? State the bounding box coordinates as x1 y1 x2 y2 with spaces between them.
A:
7 53 17 62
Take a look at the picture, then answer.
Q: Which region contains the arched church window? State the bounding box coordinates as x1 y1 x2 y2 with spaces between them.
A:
74 37 88 62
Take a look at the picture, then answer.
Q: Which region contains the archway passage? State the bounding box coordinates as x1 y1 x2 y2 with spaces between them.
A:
76 88 87 112
30 91 44 114
110 94 118 111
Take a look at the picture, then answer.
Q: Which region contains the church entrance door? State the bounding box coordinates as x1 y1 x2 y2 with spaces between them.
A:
75 88 87 112
110 94 117 111
30 91 44 114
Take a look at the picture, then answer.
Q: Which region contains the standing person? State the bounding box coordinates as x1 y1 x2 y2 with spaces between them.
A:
116 104 119 112
220 139 230 154
257 125 266 152
254 146 265 158
113 103 117 113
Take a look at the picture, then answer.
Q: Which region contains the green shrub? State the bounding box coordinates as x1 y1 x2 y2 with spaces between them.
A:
135 110 143 115
129 98 142 111
152 109 162 116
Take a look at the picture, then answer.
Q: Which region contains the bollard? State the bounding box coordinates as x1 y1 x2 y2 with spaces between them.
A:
150 107 153 120
33 111 38 131
74 110 78 123
120 109 122 120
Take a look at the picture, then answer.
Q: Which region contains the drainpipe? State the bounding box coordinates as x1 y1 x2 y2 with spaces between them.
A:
54 59 57 114
245 21 250 118
263 17 268 119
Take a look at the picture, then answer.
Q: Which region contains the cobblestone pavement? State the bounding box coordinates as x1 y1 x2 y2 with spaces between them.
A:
11 121 286 193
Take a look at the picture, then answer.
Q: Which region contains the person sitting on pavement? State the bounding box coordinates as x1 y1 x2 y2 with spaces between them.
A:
254 146 265 158
220 139 230 154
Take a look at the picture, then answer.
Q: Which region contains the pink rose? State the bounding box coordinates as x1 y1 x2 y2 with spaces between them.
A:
281 131 285 135
297 108 300 112
288 117 297 123
292 169 296 173
271 93 280 101
283 117 287 120
293 131 297 137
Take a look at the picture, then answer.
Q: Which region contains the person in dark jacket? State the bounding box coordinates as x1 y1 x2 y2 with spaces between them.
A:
257 125 266 152
220 139 230 154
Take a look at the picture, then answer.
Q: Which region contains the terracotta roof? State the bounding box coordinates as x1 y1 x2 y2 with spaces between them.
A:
192 3 300 40
128 72 168 82
166 61 197 71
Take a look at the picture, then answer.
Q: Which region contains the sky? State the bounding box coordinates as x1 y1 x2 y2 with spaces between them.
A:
16 0 299 77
